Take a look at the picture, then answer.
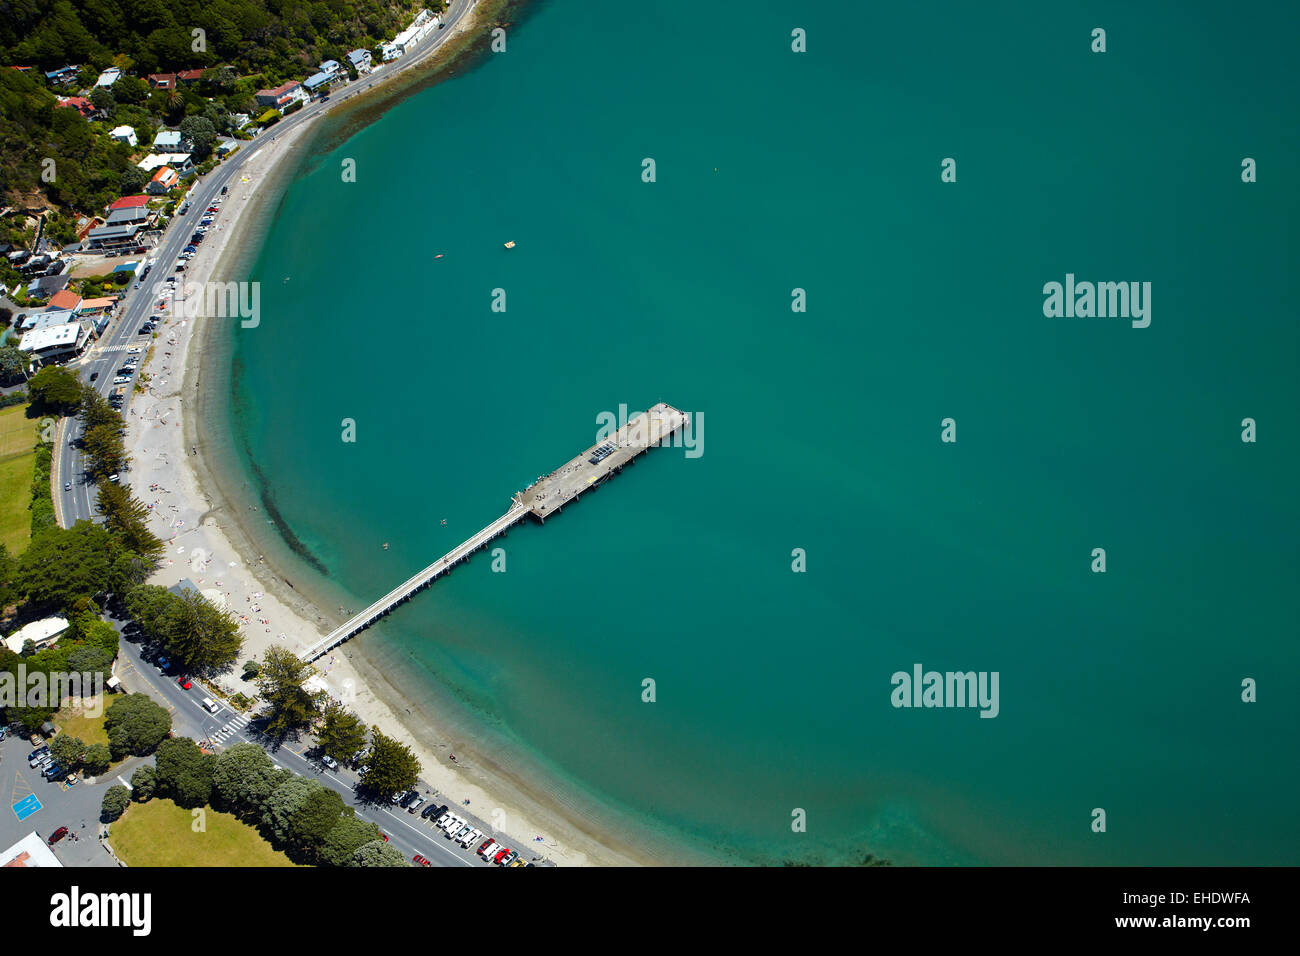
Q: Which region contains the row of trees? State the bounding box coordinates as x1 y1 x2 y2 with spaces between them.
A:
250 646 421 797
125 583 242 676
101 736 411 866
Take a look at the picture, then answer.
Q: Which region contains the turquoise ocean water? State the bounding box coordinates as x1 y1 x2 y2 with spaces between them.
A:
214 0 1299 864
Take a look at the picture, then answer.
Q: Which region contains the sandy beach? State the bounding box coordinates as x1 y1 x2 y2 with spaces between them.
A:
118 0 679 867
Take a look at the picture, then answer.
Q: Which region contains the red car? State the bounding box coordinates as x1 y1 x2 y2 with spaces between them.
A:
493 847 513 865
48 827 69 845
177 677 192 690
380 832 389 842
412 854 430 867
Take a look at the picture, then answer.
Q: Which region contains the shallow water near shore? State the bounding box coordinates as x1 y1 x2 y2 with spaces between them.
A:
210 0 1300 864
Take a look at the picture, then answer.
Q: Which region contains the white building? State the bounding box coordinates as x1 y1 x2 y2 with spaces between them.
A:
95 67 121 88
4 616 70 655
154 129 182 150
137 152 192 172
1 833 63 868
18 322 91 365
109 125 137 147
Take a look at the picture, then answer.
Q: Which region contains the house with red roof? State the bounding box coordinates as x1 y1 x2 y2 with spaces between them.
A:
147 166 179 194
47 290 83 312
254 81 303 109
56 96 96 119
109 195 150 212
147 73 176 89
177 69 205 85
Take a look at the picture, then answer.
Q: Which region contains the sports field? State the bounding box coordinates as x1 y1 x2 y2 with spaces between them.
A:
0 404 37 554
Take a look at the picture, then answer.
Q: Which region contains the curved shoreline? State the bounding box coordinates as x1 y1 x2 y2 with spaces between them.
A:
172 0 723 867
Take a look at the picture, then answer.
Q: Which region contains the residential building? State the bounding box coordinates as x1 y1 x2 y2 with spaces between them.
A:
18 308 76 332
320 59 342 76
46 290 82 312
137 152 192 173
347 49 372 74
109 194 150 212
95 67 121 88
146 166 179 195
56 96 95 119
254 81 303 109
43 65 77 85
302 71 332 95
154 129 182 151
147 72 177 89
18 321 91 365
177 69 204 85
109 124 137 147
3 616 69 654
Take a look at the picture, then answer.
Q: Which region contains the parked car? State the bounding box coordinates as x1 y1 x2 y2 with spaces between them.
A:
407 795 426 813
478 839 499 858
390 790 407 805
452 824 473 843
176 676 192 690
48 827 69 845
421 803 446 820
320 754 338 770
42 763 65 779
458 827 482 848
112 376 130 385
201 697 219 714
493 847 513 865
88 371 98 382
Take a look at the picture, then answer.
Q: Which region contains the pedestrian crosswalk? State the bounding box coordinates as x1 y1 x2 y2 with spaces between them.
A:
207 711 251 747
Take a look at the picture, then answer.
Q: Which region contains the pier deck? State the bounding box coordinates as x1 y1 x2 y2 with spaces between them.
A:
302 403 688 661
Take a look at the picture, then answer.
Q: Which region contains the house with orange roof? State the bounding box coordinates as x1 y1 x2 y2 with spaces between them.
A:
47 290 83 312
147 166 179 195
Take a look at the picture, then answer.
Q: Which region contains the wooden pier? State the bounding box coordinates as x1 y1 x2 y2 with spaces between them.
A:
301 403 688 662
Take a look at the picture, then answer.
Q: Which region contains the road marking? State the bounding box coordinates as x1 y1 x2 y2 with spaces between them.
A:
12 793 41 821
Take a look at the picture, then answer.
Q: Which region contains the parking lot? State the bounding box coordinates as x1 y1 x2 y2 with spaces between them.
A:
0 729 133 867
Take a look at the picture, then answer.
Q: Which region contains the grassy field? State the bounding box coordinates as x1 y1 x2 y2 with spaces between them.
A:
109 799 300 867
53 696 111 747
0 404 37 554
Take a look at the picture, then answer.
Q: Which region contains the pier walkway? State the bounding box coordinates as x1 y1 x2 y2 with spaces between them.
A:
302 403 688 662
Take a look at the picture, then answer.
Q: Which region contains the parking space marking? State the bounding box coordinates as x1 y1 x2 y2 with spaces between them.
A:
12 794 41 821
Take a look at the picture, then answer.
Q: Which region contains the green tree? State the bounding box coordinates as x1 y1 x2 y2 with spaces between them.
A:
360 726 420 798
352 839 408 867
27 366 82 413
108 551 153 597
153 736 213 808
97 483 164 563
130 764 157 801
0 344 29 381
125 585 242 675
120 165 146 195
178 115 216 159
104 692 172 758
211 742 280 818
261 776 321 845
82 422 129 478
254 646 316 738
318 700 366 762
49 733 87 768
287 786 348 857
101 784 130 820
15 521 112 609
320 815 381 867
82 743 111 775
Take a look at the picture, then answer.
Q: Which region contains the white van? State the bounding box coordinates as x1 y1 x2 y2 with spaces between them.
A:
201 697 220 714
458 827 482 848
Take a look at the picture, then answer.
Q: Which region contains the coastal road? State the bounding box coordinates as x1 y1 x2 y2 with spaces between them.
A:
109 621 517 868
54 0 478 528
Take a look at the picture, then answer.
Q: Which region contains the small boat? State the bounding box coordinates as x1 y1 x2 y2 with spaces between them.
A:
434 253 444 259
382 542 389 550
440 518 447 526
503 240 516 249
